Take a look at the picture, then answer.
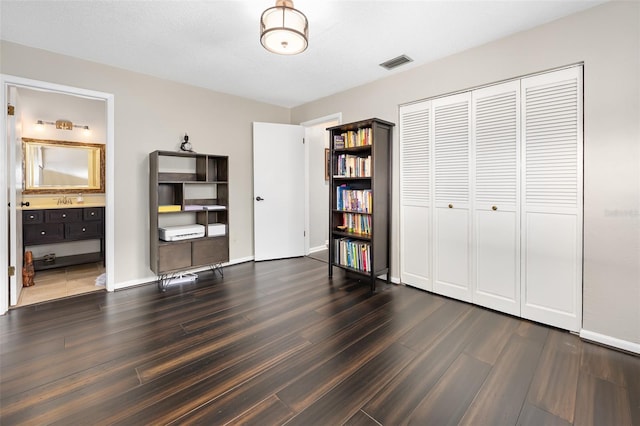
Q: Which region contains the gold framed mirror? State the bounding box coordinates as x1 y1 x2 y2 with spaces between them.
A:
22 138 105 194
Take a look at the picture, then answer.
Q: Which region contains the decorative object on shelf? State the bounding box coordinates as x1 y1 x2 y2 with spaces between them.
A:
23 250 35 287
180 133 193 152
260 0 308 55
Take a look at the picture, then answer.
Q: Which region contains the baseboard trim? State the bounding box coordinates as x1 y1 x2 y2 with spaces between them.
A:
309 244 327 254
580 329 640 355
113 256 255 291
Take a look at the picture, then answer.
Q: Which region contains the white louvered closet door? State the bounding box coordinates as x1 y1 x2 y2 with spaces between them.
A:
433 92 472 302
521 67 583 332
471 81 521 315
400 102 432 290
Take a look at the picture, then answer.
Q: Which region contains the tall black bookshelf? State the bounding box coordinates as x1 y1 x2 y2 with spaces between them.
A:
327 118 394 292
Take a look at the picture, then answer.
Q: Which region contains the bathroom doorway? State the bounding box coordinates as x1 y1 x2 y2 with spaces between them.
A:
1 75 115 314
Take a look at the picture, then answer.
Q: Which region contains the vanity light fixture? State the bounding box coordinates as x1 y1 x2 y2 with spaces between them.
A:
260 0 308 55
36 119 90 132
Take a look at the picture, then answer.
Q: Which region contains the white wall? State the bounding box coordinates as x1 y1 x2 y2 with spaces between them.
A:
20 88 106 144
292 2 640 347
1 41 291 286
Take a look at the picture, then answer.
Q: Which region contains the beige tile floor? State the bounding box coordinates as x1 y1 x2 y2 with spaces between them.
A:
16 262 105 307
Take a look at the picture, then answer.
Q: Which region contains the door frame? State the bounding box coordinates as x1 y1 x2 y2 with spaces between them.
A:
300 113 341 255
0 74 115 315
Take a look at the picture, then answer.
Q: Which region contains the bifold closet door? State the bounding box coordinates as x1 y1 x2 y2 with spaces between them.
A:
433 92 472 302
471 81 521 316
399 102 432 291
521 67 583 332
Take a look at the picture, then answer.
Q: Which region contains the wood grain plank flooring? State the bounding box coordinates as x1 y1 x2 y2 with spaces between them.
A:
0 256 638 425
573 372 633 426
517 403 573 426
458 330 547 425
526 329 582 423
362 308 485 425
406 353 491 426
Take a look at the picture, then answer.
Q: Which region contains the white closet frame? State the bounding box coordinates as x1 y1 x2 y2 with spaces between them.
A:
399 66 583 332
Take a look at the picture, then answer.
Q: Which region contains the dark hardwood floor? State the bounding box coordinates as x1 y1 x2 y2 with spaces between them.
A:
1 256 638 425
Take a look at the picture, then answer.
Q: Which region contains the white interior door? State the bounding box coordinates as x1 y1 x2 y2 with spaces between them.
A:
400 101 432 291
253 122 305 261
8 86 23 305
471 81 520 315
433 92 472 302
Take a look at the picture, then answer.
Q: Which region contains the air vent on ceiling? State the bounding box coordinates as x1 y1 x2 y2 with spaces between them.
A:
379 54 413 70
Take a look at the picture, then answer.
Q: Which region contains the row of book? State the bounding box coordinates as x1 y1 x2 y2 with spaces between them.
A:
334 154 371 178
334 127 372 149
335 238 371 272
337 212 371 235
336 185 372 213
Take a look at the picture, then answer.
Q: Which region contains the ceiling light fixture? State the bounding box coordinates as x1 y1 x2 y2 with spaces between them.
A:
260 0 308 55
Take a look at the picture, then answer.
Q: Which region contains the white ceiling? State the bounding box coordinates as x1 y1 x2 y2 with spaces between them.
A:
1 0 605 108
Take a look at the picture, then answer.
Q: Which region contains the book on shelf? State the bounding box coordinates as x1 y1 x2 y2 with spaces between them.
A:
337 212 372 235
336 185 372 213
339 128 372 148
333 135 345 149
335 238 371 272
334 154 371 177
158 205 181 212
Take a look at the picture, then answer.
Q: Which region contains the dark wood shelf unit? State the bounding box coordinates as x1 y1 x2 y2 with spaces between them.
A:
327 118 394 292
149 150 229 283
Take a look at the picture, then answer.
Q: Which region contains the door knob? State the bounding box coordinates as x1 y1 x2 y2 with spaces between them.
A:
255 196 264 201
492 205 498 211
448 204 453 209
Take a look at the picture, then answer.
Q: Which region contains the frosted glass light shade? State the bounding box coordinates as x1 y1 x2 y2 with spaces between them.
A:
260 0 308 55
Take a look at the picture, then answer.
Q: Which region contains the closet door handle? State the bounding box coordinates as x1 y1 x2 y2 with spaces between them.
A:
256 196 264 201
448 204 453 209
492 205 498 211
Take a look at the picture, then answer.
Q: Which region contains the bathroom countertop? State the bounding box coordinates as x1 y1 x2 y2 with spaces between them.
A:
20 203 106 210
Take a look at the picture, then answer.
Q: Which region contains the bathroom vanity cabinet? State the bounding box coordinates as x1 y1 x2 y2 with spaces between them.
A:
22 206 105 271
